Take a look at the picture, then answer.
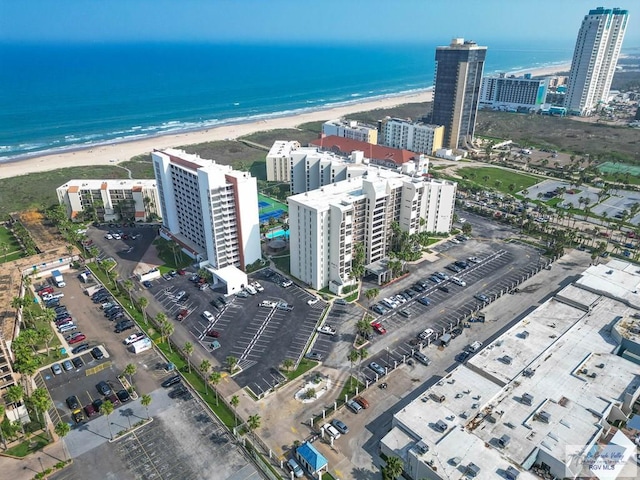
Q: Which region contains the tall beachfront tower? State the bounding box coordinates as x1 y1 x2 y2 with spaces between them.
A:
431 38 487 150
565 7 629 116
152 149 260 271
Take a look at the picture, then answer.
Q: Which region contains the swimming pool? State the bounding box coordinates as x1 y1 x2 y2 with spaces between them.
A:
266 228 289 239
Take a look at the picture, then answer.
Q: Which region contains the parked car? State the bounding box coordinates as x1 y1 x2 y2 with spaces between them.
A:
332 419 349 434
51 363 63 375
142 280 153 288
62 360 74 371
71 343 90 354
115 320 135 333
346 399 363 413
84 403 98 417
305 351 323 361
307 297 319 305
72 409 85 423
323 423 341 440
418 296 431 306
116 389 131 403
368 362 386 376
72 357 84 369
161 375 182 388
287 458 304 478
66 395 80 410
202 311 215 321
372 322 387 334
68 334 86 345
474 294 489 302
96 380 112 396
317 324 337 336
124 332 145 345
91 347 104 360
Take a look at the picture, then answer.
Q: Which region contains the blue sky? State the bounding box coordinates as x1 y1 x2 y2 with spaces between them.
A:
1 1 638 47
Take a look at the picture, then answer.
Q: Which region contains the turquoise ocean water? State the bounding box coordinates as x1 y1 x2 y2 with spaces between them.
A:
0 41 573 161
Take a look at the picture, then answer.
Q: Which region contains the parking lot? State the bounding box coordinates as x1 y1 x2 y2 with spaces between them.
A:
146 268 328 397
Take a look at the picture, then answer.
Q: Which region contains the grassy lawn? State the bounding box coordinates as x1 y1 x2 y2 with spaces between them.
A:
5 433 50 457
456 166 540 193
0 165 129 218
546 197 563 207
239 128 320 148
345 102 430 125
271 254 290 275
285 359 318 381
119 155 155 179
153 239 192 270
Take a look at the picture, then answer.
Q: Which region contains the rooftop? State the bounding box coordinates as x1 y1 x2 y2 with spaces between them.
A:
58 179 157 191
311 135 415 166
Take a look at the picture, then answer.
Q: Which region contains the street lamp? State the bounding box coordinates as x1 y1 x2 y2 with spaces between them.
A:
38 457 44 474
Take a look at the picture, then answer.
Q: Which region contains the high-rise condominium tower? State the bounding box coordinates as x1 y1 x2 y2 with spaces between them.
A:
431 38 487 150
565 7 629 116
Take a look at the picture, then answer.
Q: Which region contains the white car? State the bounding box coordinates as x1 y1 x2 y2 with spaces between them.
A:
468 256 480 263
307 297 319 306
123 333 146 345
252 281 264 292
451 277 467 287
104 234 113 240
419 328 435 340
245 285 257 295
323 423 341 440
259 300 277 308
202 311 215 321
317 324 337 336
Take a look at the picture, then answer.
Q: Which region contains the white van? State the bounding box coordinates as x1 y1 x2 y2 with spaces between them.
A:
59 324 77 334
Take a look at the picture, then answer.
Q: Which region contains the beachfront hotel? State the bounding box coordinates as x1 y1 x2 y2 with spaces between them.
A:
380 260 640 480
479 74 549 112
378 118 444 155
430 38 487 150
56 179 161 222
152 149 260 293
288 169 456 293
321 119 378 144
565 7 629 116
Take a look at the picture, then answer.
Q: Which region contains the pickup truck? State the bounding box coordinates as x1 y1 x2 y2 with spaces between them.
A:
317 324 337 336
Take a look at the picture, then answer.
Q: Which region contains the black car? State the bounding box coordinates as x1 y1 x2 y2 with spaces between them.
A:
66 395 80 410
110 312 126 322
412 283 425 292
54 306 68 314
455 260 469 269
142 280 152 288
91 347 104 360
218 296 229 305
104 306 121 315
45 299 60 308
92 398 103 411
115 320 135 333
96 380 112 396
210 299 221 309
161 375 182 388
72 343 91 354
116 389 131 403
72 357 84 368
439 285 450 293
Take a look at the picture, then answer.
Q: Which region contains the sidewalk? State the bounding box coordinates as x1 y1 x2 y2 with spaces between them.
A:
0 437 68 480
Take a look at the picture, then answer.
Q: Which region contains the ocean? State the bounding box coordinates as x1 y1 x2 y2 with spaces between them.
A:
0 41 573 160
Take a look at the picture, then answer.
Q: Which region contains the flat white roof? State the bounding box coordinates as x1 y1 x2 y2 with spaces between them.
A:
58 179 157 190
385 261 640 477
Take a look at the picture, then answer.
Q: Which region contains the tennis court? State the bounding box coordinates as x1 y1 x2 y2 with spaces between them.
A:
598 162 640 177
258 193 287 223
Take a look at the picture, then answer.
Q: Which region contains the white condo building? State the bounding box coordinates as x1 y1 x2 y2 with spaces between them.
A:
266 140 300 183
378 118 444 155
322 119 378 144
288 169 456 292
479 74 549 111
56 179 161 222
565 7 629 116
152 149 260 293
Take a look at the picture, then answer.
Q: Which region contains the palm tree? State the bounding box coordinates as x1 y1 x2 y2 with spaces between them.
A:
155 312 166 329
281 358 294 373
7 385 25 435
122 280 134 303
226 355 238 374
30 387 52 435
209 371 222 405
356 318 373 339
160 319 174 351
247 414 261 443
123 363 137 386
54 421 70 459
0 405 7 449
100 400 115 440
184 342 194 373
141 394 152 419
348 350 359 389
230 395 240 427
382 456 404 480
364 288 379 306
200 359 212 393
358 347 369 379
138 296 149 322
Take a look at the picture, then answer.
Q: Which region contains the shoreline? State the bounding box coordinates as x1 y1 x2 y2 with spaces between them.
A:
0 62 570 181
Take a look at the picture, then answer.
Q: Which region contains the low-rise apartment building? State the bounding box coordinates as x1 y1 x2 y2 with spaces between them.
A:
378 118 444 155
56 179 161 222
322 119 378 144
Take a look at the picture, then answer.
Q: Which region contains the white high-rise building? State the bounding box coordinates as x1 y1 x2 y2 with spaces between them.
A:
378 118 444 155
152 149 260 293
322 119 378 144
288 169 456 292
565 7 629 116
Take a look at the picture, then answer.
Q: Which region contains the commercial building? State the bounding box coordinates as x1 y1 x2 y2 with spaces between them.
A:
378 118 444 155
430 38 487 150
152 149 260 293
56 179 161 222
288 169 456 292
322 119 378 144
266 140 300 182
565 7 629 116
479 74 549 112
381 259 640 480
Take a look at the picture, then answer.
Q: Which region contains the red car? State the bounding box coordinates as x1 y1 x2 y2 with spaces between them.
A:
68 334 87 345
176 309 190 321
39 287 54 296
177 269 187 276
206 329 221 338
372 322 387 335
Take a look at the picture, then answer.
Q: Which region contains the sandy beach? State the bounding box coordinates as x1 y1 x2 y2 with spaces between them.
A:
0 63 570 181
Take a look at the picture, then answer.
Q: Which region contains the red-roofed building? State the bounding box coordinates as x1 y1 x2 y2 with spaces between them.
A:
311 135 416 168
